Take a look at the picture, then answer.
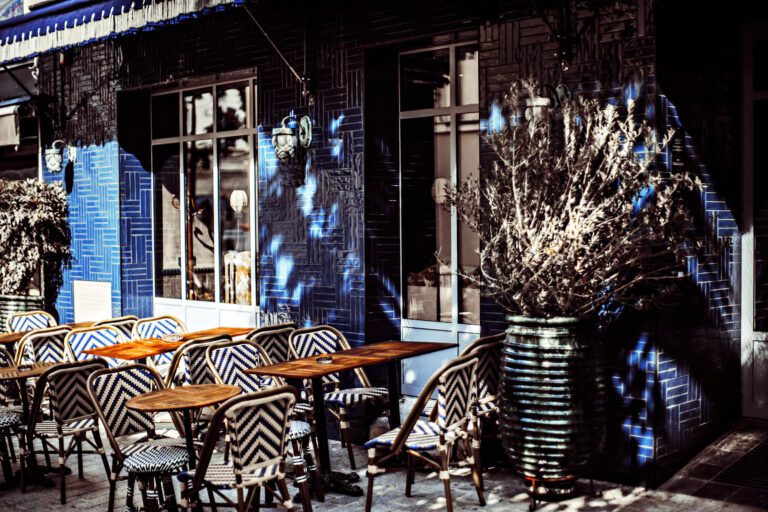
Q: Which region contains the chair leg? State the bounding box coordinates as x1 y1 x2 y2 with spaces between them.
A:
207 484 218 512
276 476 295 512
303 439 324 502
58 436 67 504
290 439 313 512
339 408 356 469
0 435 12 484
140 475 162 512
440 445 454 512
125 472 137 512
405 452 415 497
223 433 230 464
364 448 376 512
162 474 179 512
235 488 245 512
7 432 15 462
468 436 485 506
17 433 28 493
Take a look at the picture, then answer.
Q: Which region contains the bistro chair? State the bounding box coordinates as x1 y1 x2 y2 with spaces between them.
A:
88 363 189 512
65 325 125 367
207 340 323 502
17 359 110 503
15 325 73 365
177 386 309 512
7 310 57 333
133 315 188 373
0 409 19 485
0 346 22 415
289 325 389 469
94 315 140 339
364 354 483 512
246 322 298 364
165 334 233 388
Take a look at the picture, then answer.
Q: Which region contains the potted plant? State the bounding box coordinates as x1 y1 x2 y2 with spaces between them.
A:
447 79 699 499
0 179 71 329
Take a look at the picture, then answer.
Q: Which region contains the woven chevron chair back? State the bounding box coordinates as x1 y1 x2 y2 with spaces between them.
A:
165 334 231 386
133 315 187 366
7 310 56 333
436 356 478 433
0 347 12 400
290 325 370 387
16 325 72 365
66 326 124 366
46 360 108 424
93 315 139 338
464 334 503 407
247 323 297 364
207 341 274 393
88 364 159 439
225 389 295 481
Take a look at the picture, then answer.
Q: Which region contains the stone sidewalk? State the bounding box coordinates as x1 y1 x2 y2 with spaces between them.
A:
0 435 762 511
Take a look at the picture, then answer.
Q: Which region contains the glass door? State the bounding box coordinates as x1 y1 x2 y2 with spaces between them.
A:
398 43 481 395
742 30 768 419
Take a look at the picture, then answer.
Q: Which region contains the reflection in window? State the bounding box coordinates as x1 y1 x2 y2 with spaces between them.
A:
153 144 182 298
184 140 215 301
218 83 248 131
183 88 214 135
400 49 450 111
456 46 479 106
219 137 252 304
458 113 480 325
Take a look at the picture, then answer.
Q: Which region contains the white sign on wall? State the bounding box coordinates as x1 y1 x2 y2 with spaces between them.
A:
73 280 112 323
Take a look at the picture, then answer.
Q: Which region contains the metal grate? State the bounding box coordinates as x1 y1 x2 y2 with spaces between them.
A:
714 440 768 491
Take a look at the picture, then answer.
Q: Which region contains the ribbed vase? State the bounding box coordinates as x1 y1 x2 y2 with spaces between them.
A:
500 315 605 497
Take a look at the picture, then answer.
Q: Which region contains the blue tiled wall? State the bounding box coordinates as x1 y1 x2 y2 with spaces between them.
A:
42 142 122 323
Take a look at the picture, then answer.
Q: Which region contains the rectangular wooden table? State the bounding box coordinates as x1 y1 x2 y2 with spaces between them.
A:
82 338 185 362
180 326 253 341
247 340 456 493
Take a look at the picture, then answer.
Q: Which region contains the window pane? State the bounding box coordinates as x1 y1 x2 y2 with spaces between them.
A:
456 46 479 106
402 115 452 322
217 83 249 131
183 88 214 136
153 144 181 298
152 93 179 139
400 49 450 111
458 113 480 325
184 140 215 301
219 136 252 305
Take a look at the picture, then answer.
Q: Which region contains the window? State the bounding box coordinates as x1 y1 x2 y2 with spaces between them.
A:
400 44 480 325
151 79 257 306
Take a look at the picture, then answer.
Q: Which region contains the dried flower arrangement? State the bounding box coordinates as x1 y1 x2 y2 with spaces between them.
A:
0 179 71 301
447 79 701 319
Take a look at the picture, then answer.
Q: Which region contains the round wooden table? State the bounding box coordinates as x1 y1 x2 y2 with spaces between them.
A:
126 384 240 469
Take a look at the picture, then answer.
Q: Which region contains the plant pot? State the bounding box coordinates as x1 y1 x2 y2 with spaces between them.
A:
0 294 45 333
500 315 605 499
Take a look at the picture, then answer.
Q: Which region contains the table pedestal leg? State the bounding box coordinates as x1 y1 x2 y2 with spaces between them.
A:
182 409 197 470
387 360 401 428
14 377 55 489
311 377 362 497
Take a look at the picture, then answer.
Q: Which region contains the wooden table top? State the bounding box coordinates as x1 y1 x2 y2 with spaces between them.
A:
0 362 59 381
126 384 241 412
181 326 253 341
0 321 95 345
247 341 456 379
82 338 185 360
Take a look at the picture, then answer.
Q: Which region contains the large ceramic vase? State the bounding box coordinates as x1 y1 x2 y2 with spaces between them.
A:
500 315 605 498
0 294 45 333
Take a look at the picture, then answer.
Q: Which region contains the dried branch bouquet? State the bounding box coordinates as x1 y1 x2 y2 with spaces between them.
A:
448 79 700 319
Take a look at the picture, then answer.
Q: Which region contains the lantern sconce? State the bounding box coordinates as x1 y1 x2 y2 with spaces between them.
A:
271 115 312 161
44 140 77 173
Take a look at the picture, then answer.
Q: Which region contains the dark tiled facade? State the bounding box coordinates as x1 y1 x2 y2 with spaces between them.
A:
35 0 741 484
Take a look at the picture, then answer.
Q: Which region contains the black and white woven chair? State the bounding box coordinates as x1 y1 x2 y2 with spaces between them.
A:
15 325 73 365
364 354 483 512
178 386 309 512
207 340 323 503
133 315 188 374
65 326 126 367
94 315 140 339
0 346 22 415
289 325 389 469
6 310 57 333
88 364 189 512
17 359 110 503
0 409 19 485
246 322 297 364
165 334 233 388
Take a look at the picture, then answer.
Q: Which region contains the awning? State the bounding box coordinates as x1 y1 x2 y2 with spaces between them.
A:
0 0 245 65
